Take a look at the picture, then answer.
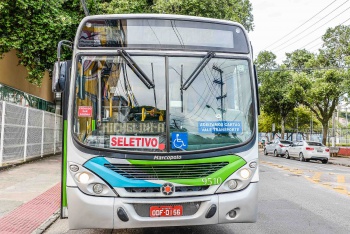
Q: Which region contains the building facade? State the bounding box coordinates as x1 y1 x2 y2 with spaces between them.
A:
0 50 55 112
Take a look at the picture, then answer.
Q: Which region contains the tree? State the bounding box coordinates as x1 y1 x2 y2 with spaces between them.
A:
258 110 278 132
96 0 153 14
283 49 315 72
291 69 349 144
287 26 350 145
286 106 321 135
318 25 350 67
0 0 84 85
255 51 297 139
97 0 254 32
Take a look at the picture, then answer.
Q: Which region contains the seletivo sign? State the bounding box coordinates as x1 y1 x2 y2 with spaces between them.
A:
110 135 160 149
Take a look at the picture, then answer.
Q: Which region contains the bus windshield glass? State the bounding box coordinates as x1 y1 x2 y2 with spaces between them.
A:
73 55 254 152
78 19 249 53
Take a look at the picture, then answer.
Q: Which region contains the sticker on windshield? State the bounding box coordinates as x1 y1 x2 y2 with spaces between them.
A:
78 106 93 117
110 135 165 150
198 121 242 134
171 132 188 150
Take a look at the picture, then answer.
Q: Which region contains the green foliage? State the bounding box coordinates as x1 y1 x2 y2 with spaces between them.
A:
97 0 153 14
286 106 321 131
0 0 84 85
254 50 277 71
254 50 277 84
292 69 348 122
258 110 277 132
153 0 254 31
283 49 315 71
255 51 298 138
320 25 350 67
97 0 254 31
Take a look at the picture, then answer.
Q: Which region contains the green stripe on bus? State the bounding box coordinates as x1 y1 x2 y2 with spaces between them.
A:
62 120 68 207
128 155 243 165
127 155 246 186
168 158 246 185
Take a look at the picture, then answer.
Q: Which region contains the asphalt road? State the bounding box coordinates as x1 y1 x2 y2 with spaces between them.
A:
45 151 350 233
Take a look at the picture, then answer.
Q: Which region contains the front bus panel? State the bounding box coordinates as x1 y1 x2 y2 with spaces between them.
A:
64 15 259 229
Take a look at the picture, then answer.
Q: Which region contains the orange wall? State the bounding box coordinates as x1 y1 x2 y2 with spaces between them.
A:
0 50 54 102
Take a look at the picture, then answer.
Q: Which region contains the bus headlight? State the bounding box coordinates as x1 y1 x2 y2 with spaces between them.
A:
227 180 238 190
215 160 258 194
93 183 104 194
239 168 251 179
78 172 90 183
68 161 118 197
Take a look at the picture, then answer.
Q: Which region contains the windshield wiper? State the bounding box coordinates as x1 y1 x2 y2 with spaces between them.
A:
119 50 155 89
181 52 215 90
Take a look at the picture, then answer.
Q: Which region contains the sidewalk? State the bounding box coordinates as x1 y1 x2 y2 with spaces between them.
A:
328 156 350 167
0 154 61 233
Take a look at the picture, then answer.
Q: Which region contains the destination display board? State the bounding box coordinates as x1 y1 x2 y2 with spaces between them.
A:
102 122 165 134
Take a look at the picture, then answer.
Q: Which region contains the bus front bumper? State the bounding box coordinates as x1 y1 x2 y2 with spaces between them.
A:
67 182 258 229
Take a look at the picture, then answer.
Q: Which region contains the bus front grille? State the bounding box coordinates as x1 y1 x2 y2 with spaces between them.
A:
104 162 228 180
125 185 209 193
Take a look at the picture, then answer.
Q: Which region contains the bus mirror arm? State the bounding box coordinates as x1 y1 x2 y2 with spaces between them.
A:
119 50 155 89
253 65 260 115
53 40 73 93
181 52 215 91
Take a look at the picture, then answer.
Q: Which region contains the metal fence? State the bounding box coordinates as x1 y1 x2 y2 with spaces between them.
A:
259 128 350 146
0 101 62 167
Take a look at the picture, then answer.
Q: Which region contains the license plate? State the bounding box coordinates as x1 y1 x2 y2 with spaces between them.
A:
317 149 323 152
150 205 183 217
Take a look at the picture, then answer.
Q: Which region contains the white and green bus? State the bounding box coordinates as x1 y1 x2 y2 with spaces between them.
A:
53 14 259 229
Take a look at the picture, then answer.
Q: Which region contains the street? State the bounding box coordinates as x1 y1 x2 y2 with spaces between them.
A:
45 151 350 233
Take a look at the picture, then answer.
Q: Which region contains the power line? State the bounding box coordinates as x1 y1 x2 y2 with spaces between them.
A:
264 0 339 50
271 0 350 52
270 15 350 56
274 4 350 53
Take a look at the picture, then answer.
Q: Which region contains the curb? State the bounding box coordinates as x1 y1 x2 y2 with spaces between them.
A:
0 154 59 172
328 160 350 167
33 210 60 234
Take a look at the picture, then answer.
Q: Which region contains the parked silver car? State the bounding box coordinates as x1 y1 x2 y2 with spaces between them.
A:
263 139 293 157
284 140 330 164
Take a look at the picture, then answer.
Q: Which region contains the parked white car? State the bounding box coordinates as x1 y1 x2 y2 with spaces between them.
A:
285 140 330 164
263 139 293 157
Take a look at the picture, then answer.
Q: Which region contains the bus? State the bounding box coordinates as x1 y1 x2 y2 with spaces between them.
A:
53 14 259 229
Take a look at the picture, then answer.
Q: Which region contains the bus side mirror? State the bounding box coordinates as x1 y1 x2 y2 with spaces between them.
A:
253 65 260 115
52 61 71 93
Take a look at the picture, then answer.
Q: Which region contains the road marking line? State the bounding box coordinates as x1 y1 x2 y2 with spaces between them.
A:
337 175 345 183
312 172 322 183
333 175 347 195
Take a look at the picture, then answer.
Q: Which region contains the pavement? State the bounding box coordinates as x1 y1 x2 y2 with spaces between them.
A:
0 153 349 233
0 154 61 234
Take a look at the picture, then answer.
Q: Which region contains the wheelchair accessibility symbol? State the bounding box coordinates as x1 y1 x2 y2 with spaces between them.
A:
171 132 188 150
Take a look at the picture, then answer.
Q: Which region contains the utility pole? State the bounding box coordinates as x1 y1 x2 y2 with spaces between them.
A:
296 113 298 141
213 65 226 121
332 111 336 147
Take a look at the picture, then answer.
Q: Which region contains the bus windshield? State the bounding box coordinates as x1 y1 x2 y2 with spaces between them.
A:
73 54 254 152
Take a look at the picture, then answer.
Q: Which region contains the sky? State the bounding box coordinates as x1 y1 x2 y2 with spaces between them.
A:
248 0 350 64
